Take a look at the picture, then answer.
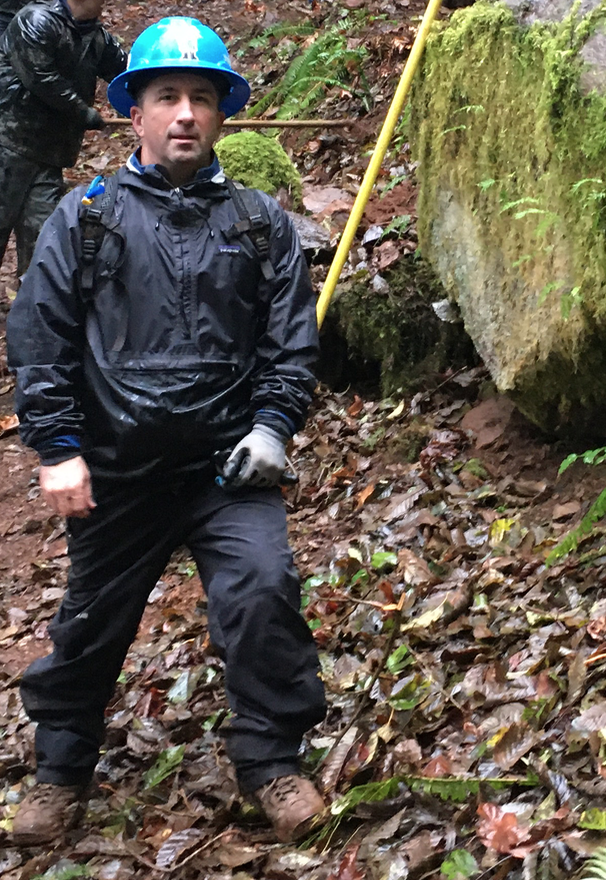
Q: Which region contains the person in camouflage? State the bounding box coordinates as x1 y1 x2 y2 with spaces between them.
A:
0 0 126 278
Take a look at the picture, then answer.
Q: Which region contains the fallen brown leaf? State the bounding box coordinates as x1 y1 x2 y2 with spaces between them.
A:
0 413 19 436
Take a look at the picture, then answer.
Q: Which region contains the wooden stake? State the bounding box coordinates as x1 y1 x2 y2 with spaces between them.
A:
101 116 352 128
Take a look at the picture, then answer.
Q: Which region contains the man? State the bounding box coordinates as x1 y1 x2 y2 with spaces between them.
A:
0 0 126 278
7 16 326 846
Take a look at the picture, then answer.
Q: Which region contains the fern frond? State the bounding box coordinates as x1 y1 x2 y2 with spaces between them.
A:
546 486 606 565
246 88 280 118
299 83 329 112
330 777 404 818
582 447 606 466
581 846 606 880
281 38 327 90
247 22 315 50
247 15 370 120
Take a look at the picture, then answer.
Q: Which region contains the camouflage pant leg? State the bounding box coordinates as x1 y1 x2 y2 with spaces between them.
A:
0 147 64 276
15 163 64 277
0 148 22 266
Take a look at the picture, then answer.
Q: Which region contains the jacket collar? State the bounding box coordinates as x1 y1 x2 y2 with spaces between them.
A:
126 149 226 191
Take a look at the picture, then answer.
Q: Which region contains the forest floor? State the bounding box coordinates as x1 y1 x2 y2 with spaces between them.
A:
3 1 606 879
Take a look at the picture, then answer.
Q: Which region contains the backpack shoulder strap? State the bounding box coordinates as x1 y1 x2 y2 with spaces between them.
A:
78 173 121 299
224 178 275 281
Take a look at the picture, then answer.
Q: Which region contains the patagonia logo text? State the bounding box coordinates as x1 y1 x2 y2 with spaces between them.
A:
219 245 241 254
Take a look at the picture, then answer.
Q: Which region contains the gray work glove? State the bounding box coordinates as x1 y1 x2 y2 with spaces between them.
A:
81 106 105 130
222 425 286 488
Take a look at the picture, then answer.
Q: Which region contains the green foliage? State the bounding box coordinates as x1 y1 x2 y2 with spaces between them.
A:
405 775 482 802
143 744 185 789
381 214 412 239
350 568 370 587
522 697 556 727
388 673 430 711
330 777 403 817
579 809 606 831
405 772 535 801
581 847 606 880
247 17 370 120
461 457 489 479
546 486 606 564
546 438 606 566
99 794 139 838
362 426 387 450
440 849 480 879
177 560 196 578
560 285 582 318
559 446 606 474
215 131 302 207
316 773 534 840
391 101 412 156
370 551 398 570
246 22 315 53
303 574 330 591
386 643 413 675
32 864 89 880
381 173 408 196
313 777 405 840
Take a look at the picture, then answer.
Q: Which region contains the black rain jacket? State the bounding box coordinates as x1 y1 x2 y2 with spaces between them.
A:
7 161 319 479
0 0 126 167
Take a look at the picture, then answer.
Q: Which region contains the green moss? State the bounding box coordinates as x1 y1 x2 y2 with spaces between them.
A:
328 257 470 394
411 0 606 303
215 131 302 207
386 420 432 463
461 458 489 479
409 0 606 429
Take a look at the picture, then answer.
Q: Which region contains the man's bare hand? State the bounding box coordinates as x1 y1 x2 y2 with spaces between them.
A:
39 457 97 518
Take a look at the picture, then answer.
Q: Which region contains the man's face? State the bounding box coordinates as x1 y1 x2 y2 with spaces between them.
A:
67 0 104 19
130 73 225 185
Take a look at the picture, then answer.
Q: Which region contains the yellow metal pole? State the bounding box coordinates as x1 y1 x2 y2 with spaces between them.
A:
316 0 443 328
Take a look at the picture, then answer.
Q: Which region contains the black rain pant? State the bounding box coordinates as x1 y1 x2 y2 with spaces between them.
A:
20 472 326 794
0 146 64 277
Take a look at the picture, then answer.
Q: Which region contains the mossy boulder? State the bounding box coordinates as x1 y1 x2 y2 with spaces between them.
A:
409 0 606 433
215 131 302 208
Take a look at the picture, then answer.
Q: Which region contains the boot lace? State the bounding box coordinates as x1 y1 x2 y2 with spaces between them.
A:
263 775 303 805
24 784 81 807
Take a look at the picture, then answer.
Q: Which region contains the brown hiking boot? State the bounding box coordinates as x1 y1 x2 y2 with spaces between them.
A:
12 783 87 845
253 774 325 842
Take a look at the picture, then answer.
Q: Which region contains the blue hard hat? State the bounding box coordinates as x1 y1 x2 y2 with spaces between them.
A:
107 17 250 118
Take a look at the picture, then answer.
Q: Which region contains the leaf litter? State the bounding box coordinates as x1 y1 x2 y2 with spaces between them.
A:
2 367 606 878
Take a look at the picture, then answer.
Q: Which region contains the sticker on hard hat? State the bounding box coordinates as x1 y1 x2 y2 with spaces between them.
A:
174 21 200 61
